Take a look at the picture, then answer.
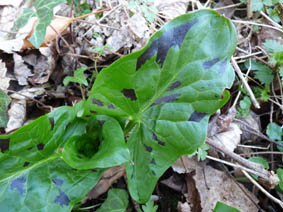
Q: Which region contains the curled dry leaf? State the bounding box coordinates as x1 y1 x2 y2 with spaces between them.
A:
0 60 10 91
6 99 26 132
0 10 108 53
210 123 242 153
82 165 126 202
193 164 259 212
154 0 190 19
13 53 33 85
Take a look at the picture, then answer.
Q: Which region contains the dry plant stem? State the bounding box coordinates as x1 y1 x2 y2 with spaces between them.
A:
231 19 283 33
214 2 243 11
246 0 253 18
231 57 260 109
268 98 283 110
276 73 283 113
206 138 273 180
235 118 283 148
205 155 267 179
260 11 282 29
83 4 121 37
242 170 283 209
49 24 81 66
240 151 283 156
233 51 262 60
7 90 53 111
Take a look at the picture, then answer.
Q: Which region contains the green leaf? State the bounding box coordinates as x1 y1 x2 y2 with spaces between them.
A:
249 157 269 169
248 59 274 85
28 0 65 48
197 143 209 161
86 9 237 202
141 200 158 212
0 89 11 128
63 67 88 86
0 106 105 211
214 201 240 212
12 8 35 30
96 188 129 212
62 115 130 169
248 157 269 180
277 168 283 191
263 39 283 54
236 96 251 118
251 0 273 11
267 122 282 141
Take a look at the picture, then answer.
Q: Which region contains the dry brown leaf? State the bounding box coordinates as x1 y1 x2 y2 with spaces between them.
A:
82 165 125 203
209 123 242 153
13 53 33 85
6 99 26 132
177 202 192 212
194 164 259 212
0 60 10 91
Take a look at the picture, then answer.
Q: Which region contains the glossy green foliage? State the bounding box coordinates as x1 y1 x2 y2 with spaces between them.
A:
0 89 11 128
62 115 130 169
63 67 88 86
214 201 240 212
13 0 65 48
0 106 104 211
96 188 129 212
86 9 237 202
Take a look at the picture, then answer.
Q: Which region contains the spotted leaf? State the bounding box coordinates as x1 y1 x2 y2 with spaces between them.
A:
86 9 237 202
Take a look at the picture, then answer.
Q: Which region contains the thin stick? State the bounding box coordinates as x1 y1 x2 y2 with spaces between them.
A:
214 2 243 11
260 11 282 29
242 170 283 209
206 155 269 178
231 57 260 108
246 0 253 18
240 151 283 156
233 51 263 60
231 19 283 33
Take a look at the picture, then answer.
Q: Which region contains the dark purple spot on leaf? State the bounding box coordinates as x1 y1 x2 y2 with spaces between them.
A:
11 176 26 195
90 110 97 114
188 112 207 122
152 133 165 146
92 169 97 172
152 171 156 176
98 120 105 126
37 143 44 150
158 141 165 146
122 89 137 101
219 59 228 75
52 178 64 186
144 144 152 152
108 104 115 109
23 162 30 167
92 98 104 107
152 93 181 106
55 190 70 207
203 58 220 69
137 19 198 70
0 138 10 153
49 117 54 130
169 81 181 91
85 115 91 118
151 159 156 165
65 123 70 129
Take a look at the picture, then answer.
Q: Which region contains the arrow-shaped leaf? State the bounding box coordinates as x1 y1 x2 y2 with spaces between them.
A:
86 9 237 202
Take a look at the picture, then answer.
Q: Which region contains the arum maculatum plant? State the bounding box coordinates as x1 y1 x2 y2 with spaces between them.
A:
0 9 237 211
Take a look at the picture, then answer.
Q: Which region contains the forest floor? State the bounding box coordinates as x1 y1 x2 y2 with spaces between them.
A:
0 0 283 211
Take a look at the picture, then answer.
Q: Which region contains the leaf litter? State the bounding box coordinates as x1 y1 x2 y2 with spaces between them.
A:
0 0 283 211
